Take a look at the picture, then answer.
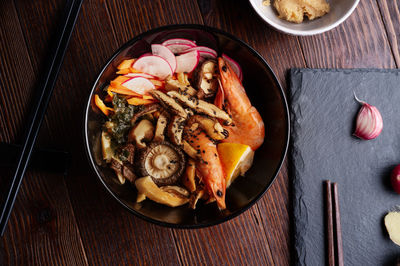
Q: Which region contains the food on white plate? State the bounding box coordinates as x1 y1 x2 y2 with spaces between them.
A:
384 211 400 246
95 38 265 210
263 0 330 24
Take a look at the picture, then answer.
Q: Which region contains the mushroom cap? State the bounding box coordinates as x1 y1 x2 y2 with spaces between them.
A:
137 141 186 186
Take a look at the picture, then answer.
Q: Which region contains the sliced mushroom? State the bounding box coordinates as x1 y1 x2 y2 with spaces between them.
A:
136 193 146 203
122 164 136 183
195 60 218 97
182 141 200 160
104 121 115 135
128 119 154 149
167 90 232 124
187 115 228 140
137 141 186 186
168 115 186 145
160 186 190 197
149 90 187 118
153 111 170 142
177 72 190 85
135 176 189 207
184 107 194 116
189 189 205 209
101 131 114 162
130 103 160 126
110 157 126 184
165 77 197 96
182 159 196 193
110 156 137 184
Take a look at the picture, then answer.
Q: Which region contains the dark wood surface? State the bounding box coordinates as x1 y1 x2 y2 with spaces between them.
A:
0 0 397 265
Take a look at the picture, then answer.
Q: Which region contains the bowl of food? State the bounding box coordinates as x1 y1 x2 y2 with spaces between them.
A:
249 0 360 36
84 24 289 228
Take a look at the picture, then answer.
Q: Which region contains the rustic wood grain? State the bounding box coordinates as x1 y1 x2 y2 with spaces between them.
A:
2 0 399 264
0 171 89 266
174 205 274 265
0 1 36 143
376 0 400 67
13 0 200 265
299 0 396 68
0 2 88 264
106 0 205 45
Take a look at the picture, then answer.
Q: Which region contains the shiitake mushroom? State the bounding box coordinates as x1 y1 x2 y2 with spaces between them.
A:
136 141 186 186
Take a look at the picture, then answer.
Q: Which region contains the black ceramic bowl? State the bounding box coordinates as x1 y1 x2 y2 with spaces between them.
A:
84 24 289 228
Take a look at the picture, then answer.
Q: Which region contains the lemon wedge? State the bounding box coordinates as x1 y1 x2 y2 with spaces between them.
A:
217 143 254 187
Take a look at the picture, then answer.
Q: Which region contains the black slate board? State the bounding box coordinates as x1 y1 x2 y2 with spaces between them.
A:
290 69 400 266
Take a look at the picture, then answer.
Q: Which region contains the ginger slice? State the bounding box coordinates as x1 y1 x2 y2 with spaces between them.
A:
384 211 400 246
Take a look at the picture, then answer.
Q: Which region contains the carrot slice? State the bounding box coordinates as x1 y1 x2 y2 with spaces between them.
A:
116 69 131 75
117 59 135 70
142 94 155 100
111 75 130 86
149 79 163 87
94 94 113 116
127 97 156 106
129 67 141 73
109 85 142 97
107 87 114 97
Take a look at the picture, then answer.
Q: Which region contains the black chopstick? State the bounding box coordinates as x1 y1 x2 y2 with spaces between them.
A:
0 0 83 236
324 180 344 266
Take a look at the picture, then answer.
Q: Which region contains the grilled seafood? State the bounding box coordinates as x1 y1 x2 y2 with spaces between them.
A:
218 58 265 150
186 129 226 209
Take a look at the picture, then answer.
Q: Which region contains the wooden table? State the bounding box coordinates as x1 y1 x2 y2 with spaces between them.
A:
0 0 398 265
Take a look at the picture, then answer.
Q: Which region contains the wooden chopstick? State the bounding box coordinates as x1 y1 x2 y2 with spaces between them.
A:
332 183 344 266
325 180 335 266
0 0 83 236
324 180 344 266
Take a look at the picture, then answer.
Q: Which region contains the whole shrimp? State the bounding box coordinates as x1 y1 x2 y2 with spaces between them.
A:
184 58 264 210
186 130 226 210
217 57 265 150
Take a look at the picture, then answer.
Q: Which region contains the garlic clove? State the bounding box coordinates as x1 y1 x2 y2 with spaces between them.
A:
353 95 383 140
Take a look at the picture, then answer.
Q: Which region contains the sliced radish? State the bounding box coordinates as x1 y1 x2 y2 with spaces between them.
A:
132 55 173 80
124 73 155 79
165 43 195 54
122 77 155 95
199 51 217 61
187 46 217 57
175 50 200 73
222 53 243 81
138 52 152 59
151 44 177 73
162 38 196 47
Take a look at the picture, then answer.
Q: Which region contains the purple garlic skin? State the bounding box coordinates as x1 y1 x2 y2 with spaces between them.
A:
354 102 383 140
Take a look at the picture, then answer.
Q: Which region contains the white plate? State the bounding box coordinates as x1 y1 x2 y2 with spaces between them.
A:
249 0 360 36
